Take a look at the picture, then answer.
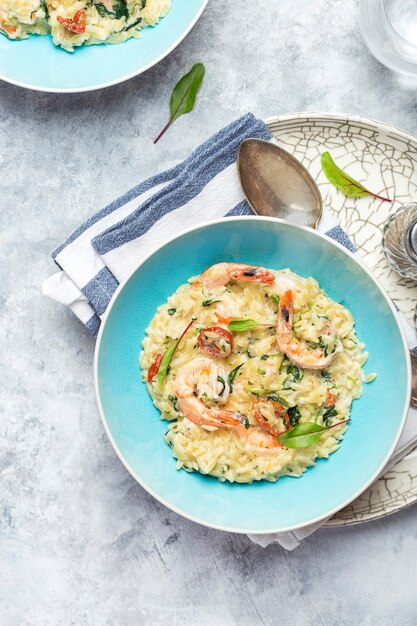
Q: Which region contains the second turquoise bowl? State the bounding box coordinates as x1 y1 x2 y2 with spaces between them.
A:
0 0 208 92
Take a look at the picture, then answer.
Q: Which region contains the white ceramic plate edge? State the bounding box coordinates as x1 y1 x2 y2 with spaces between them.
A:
264 111 417 527
264 111 417 147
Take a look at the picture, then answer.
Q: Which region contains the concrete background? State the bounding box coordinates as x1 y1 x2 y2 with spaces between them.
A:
1 0 417 624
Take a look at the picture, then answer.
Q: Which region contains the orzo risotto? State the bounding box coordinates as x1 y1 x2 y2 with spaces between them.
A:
140 262 370 484
0 0 171 51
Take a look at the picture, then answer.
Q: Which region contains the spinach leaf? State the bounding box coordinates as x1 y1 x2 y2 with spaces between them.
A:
113 0 129 19
217 376 226 397
95 2 112 17
154 63 205 144
202 299 221 307
321 370 332 382
278 419 349 449
286 363 303 382
168 395 178 412
287 405 301 426
40 0 49 18
156 320 194 387
267 393 288 407
95 0 128 19
228 319 261 332
321 152 391 202
323 406 338 427
123 16 142 30
228 363 243 392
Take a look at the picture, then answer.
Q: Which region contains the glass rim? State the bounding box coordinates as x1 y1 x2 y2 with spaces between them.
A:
382 0 417 50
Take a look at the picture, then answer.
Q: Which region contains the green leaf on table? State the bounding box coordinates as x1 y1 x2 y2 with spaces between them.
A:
154 63 205 144
321 152 391 202
278 419 349 449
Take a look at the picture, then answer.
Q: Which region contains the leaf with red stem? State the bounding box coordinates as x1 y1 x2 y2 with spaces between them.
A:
321 152 391 202
154 63 205 144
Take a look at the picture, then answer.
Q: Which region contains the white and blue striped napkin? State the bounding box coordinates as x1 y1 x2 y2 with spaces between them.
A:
43 112 417 549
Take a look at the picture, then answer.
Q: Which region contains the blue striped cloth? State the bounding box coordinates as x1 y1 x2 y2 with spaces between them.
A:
42 112 417 549
42 113 353 336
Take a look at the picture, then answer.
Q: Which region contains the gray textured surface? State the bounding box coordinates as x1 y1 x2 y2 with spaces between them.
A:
1 1 417 624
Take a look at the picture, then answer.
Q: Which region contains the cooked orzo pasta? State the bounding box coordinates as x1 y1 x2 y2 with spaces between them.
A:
140 262 369 484
0 0 171 51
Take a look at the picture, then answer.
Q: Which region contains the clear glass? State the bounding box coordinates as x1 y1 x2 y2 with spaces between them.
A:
361 0 417 77
382 202 417 279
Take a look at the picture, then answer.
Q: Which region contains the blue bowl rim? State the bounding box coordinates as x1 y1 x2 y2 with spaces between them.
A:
0 0 208 93
94 215 411 534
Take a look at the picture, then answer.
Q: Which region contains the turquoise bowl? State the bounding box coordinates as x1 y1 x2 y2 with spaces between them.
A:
95 217 410 534
0 0 207 92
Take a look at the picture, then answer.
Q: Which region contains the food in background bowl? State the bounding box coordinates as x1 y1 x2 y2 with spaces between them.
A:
1 0 171 51
141 263 371 483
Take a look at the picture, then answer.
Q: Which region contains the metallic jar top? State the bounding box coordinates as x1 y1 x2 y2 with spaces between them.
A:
382 202 417 281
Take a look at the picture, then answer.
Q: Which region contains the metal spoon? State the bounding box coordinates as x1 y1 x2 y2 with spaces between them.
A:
237 138 322 229
237 136 417 407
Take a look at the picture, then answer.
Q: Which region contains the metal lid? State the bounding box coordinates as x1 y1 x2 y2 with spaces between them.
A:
406 218 417 263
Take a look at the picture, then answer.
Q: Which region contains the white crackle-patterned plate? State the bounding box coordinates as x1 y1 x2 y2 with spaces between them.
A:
265 113 417 526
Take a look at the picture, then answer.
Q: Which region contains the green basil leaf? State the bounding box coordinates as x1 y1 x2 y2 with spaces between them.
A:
278 422 325 448
270 294 280 305
321 152 391 202
154 63 205 144
168 308 176 316
279 419 349 449
321 370 332 382
156 340 179 388
156 320 194 387
228 363 244 392
228 319 262 332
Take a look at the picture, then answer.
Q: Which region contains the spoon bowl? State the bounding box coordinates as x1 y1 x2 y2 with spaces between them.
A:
237 138 323 228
